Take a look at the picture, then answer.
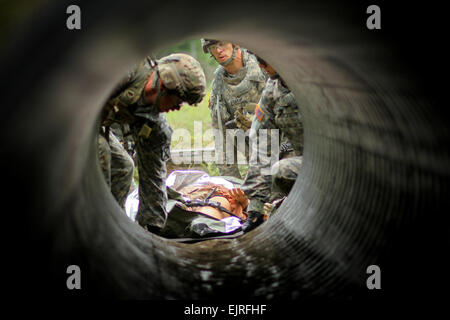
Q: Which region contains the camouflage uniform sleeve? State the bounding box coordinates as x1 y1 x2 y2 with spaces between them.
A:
242 119 271 213
241 80 278 213
133 114 173 230
98 133 112 188
108 132 134 209
97 131 134 209
257 72 268 95
209 78 223 165
209 79 219 129
274 81 304 155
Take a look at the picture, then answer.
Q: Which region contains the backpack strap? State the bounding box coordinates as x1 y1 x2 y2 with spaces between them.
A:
102 59 155 126
181 198 243 220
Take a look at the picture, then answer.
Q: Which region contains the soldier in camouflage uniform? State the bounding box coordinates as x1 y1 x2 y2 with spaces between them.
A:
99 53 206 233
202 39 267 179
241 55 304 232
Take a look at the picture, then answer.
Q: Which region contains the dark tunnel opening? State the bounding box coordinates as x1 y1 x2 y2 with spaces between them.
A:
2 0 449 304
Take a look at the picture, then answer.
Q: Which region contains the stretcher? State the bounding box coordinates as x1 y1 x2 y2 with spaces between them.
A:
125 170 246 242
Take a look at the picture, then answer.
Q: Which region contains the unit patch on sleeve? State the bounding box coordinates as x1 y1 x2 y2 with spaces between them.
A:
255 103 264 122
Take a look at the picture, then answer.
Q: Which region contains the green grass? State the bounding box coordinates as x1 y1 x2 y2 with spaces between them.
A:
165 87 214 150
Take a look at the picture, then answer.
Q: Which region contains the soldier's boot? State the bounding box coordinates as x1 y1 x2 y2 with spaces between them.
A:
242 211 265 233
145 225 162 236
137 221 163 236
136 211 165 235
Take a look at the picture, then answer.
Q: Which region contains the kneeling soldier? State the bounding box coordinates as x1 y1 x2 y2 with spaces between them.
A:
99 53 206 233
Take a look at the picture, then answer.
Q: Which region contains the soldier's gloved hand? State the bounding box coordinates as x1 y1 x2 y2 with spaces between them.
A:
263 196 286 218
263 202 274 217
242 210 265 233
234 110 253 131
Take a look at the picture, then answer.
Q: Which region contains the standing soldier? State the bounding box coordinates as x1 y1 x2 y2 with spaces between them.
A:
202 39 267 179
99 53 206 234
241 55 304 232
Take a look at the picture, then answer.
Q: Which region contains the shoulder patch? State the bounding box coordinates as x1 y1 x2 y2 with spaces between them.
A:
255 103 264 122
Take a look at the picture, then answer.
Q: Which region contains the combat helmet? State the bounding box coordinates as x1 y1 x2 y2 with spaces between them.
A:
201 38 218 54
157 53 206 105
200 38 237 66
